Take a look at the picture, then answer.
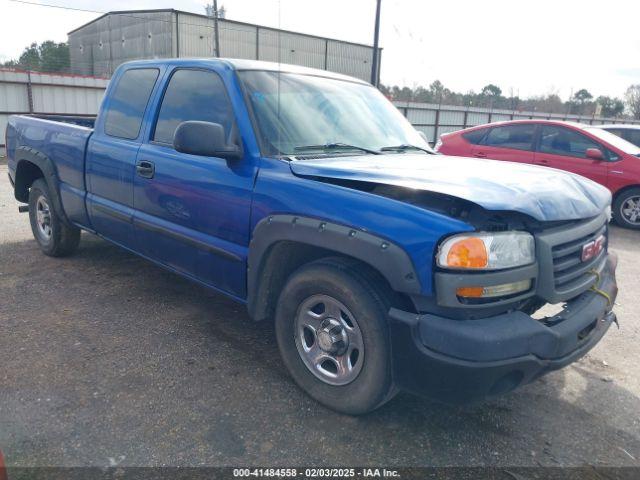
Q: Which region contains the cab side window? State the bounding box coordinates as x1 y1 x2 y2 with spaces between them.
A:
462 127 489 145
153 69 234 146
483 124 535 151
104 68 159 140
539 126 601 159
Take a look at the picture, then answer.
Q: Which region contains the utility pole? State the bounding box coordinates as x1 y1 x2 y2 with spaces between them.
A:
213 0 221 57
370 0 381 86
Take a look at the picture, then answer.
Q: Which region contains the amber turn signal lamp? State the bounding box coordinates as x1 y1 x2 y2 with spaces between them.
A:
446 237 488 269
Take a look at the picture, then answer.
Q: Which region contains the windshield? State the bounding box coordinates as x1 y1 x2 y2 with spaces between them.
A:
239 70 432 156
585 127 640 156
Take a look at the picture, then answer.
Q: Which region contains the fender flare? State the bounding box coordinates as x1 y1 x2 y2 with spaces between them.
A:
247 214 422 319
14 146 73 227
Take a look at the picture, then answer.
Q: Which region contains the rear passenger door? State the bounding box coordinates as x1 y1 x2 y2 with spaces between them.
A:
133 67 257 298
471 124 536 164
534 125 609 186
86 68 160 249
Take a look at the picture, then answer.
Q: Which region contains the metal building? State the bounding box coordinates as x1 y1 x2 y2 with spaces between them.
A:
68 9 381 82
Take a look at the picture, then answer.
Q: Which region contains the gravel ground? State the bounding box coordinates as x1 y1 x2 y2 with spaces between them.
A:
0 163 639 468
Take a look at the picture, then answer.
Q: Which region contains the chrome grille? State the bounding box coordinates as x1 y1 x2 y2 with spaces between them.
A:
535 213 608 304
552 224 607 291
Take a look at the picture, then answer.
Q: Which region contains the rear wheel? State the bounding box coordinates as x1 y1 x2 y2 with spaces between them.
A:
28 179 81 256
613 187 640 230
275 257 396 415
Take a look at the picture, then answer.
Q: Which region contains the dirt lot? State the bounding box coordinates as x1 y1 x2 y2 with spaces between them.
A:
0 163 639 468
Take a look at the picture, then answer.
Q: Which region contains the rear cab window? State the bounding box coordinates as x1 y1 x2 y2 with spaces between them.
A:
104 68 159 140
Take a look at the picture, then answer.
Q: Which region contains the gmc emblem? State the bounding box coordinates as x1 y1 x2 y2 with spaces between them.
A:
581 234 606 262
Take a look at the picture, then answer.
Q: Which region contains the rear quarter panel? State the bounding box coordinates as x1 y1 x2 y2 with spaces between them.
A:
437 131 472 156
7 115 93 226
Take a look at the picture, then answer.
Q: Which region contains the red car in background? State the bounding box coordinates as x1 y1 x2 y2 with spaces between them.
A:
436 120 640 229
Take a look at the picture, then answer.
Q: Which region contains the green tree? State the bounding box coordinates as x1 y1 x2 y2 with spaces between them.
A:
480 84 502 97
596 95 625 118
3 41 70 73
625 85 640 120
572 89 593 105
38 41 70 72
16 43 40 70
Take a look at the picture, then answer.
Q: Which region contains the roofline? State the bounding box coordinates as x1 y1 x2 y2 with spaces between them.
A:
67 8 382 51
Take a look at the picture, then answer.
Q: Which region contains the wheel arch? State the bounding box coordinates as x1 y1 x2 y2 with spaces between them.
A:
13 147 72 227
612 184 640 204
246 215 421 321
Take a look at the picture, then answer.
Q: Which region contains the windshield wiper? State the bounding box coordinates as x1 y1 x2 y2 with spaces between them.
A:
380 144 434 154
294 142 381 155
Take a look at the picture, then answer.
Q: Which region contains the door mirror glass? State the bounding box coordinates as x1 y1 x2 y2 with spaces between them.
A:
585 147 605 161
173 121 241 159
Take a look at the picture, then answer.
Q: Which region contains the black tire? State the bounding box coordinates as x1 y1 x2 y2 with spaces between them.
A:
28 178 81 257
275 257 397 415
612 187 640 230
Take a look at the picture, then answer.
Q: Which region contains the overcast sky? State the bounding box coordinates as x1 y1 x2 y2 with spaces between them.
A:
1 0 638 99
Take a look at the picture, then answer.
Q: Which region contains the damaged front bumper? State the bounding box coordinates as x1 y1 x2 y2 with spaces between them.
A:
389 252 618 404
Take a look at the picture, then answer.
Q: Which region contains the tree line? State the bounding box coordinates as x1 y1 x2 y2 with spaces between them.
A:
380 81 640 120
3 40 640 120
2 41 70 73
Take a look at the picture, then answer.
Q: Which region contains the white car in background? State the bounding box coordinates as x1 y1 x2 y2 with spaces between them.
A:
596 124 640 148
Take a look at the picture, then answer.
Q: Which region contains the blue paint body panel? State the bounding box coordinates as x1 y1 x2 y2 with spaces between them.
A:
4 57 609 303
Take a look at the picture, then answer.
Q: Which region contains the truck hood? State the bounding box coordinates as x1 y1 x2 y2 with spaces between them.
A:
289 154 611 222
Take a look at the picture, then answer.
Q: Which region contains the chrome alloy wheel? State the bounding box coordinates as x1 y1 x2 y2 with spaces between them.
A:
294 294 364 386
621 196 640 225
35 196 52 240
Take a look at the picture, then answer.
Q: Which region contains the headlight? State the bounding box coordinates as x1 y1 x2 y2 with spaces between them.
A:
437 231 535 270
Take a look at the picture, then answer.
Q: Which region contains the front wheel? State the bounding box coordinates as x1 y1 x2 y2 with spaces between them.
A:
613 187 640 230
28 178 81 256
275 257 397 415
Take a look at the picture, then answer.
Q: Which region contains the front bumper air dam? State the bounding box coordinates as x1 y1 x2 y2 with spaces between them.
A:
389 252 618 404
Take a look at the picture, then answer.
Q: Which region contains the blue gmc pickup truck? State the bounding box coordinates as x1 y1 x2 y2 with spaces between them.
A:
5 59 618 414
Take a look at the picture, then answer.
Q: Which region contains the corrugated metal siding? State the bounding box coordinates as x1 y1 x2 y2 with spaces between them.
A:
178 12 214 57
219 21 258 59
326 40 373 82
31 85 104 114
256 28 326 69
0 83 29 112
406 108 436 125
67 10 378 82
70 11 174 76
0 70 109 152
467 112 490 125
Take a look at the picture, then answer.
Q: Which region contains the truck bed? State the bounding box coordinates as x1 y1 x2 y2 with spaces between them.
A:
6 114 95 227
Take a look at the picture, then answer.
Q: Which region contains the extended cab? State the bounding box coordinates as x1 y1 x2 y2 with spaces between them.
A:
5 59 618 414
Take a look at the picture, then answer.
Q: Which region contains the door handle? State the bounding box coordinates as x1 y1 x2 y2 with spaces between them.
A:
474 152 487 158
538 159 550 165
136 160 155 179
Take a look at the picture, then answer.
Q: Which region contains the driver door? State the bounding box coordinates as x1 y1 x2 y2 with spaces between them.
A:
133 67 257 298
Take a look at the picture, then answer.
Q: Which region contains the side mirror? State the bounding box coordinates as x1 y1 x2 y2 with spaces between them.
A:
585 147 605 161
173 121 242 160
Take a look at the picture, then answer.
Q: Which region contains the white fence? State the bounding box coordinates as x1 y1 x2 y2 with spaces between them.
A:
2 68 639 156
0 68 108 155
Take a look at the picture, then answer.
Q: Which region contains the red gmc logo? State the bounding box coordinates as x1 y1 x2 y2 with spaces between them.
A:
581 234 606 262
